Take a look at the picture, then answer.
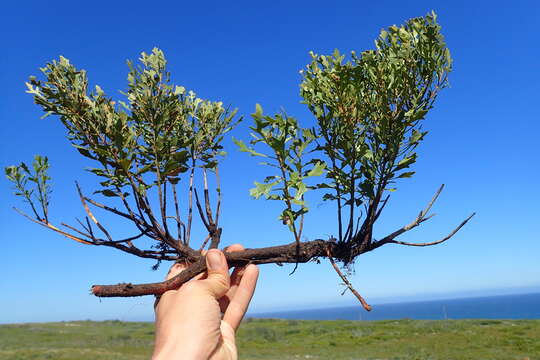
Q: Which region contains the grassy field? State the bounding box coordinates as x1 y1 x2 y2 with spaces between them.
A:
0 318 538 359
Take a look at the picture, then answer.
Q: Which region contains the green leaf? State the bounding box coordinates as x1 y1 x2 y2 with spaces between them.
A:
306 162 325 177
249 181 278 199
99 189 118 197
395 154 417 171
233 138 268 157
409 130 425 144
397 171 415 178
294 182 307 200
254 103 264 118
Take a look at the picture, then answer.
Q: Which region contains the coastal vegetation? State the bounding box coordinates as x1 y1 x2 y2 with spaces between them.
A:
1 319 538 359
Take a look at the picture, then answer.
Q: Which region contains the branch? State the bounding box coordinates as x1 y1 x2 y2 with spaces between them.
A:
372 212 475 249
76 182 113 241
130 174 168 241
161 180 171 238
83 195 156 238
186 163 195 246
171 181 182 244
215 165 222 227
80 183 196 258
61 221 93 238
373 184 444 245
92 239 332 297
202 168 214 225
14 207 94 245
199 234 211 251
193 188 210 230
373 194 390 223
92 193 475 298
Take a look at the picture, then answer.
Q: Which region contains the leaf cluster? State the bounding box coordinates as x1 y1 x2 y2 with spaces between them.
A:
25 48 239 199
234 105 325 240
237 12 452 250
5 155 51 223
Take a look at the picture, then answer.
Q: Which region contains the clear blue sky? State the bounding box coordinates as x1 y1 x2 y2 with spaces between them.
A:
1 1 539 323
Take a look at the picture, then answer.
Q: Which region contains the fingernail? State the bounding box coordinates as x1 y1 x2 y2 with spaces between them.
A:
207 250 225 270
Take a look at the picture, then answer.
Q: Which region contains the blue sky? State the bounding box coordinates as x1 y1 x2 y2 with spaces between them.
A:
1 1 539 323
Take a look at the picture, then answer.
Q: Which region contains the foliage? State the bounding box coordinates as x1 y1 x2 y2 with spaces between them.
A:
25 48 238 198
235 12 452 255
17 48 240 253
4 12 471 299
5 155 51 223
234 104 325 241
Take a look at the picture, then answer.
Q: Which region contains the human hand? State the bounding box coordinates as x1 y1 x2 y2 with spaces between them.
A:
152 244 259 360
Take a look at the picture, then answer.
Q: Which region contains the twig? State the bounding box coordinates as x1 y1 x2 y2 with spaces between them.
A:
161 180 170 238
193 188 210 230
215 165 222 226
373 212 476 249
14 207 94 245
420 184 444 219
75 217 91 234
186 163 195 245
375 185 444 244
85 217 95 239
202 168 214 225
83 196 142 224
76 182 113 241
198 234 211 251
114 185 152 236
171 181 182 244
373 194 390 222
61 222 92 238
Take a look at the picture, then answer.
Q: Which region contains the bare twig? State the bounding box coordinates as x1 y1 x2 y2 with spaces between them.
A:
131 175 168 240
76 182 113 241
85 217 95 239
215 165 222 226
75 217 91 234
84 195 144 225
202 168 214 225
61 222 92 238
186 163 195 245
161 180 171 238
373 185 445 245
193 188 210 230
114 185 153 236
373 212 476 249
374 184 444 247
80 184 195 258
14 207 94 245
420 184 444 219
171 181 182 244
199 234 211 251
373 194 390 222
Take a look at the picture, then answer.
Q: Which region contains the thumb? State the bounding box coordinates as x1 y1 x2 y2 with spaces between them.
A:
201 249 230 298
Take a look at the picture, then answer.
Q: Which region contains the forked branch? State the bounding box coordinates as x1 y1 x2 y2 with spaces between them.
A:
372 212 475 249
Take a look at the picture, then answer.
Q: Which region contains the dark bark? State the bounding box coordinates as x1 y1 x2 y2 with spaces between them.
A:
91 205 475 298
92 239 342 297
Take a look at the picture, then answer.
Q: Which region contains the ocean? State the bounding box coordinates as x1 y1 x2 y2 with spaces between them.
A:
252 292 540 321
